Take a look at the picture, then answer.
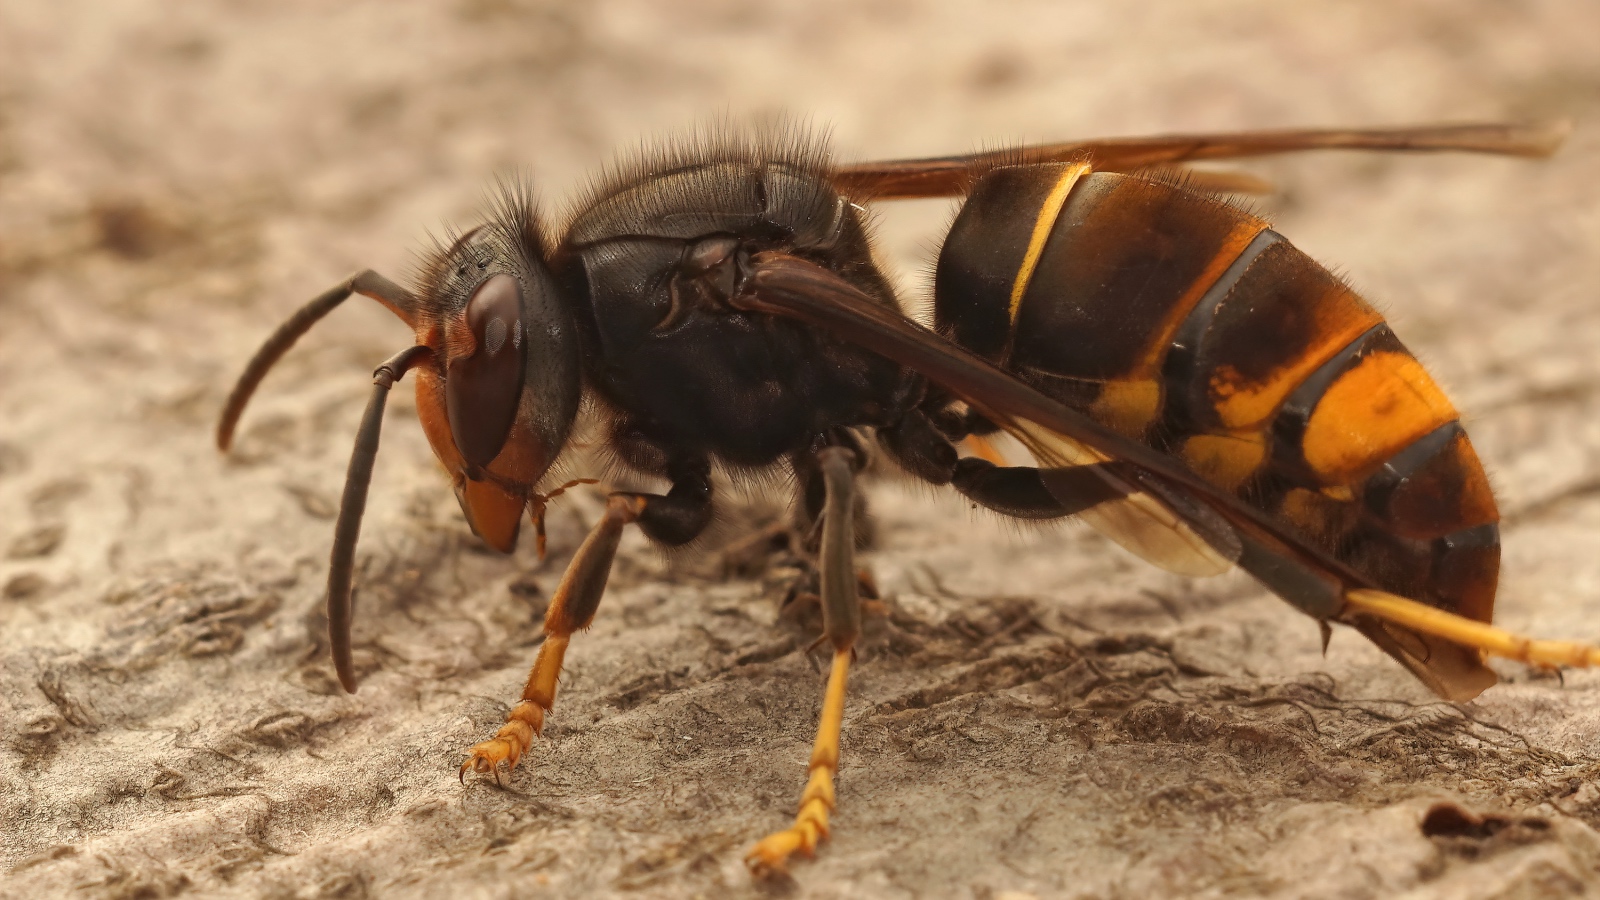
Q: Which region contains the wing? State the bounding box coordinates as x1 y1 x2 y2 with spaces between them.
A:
952 428 1213 565
1004 418 1235 577
833 121 1570 199
732 251 1600 702
735 251 1247 579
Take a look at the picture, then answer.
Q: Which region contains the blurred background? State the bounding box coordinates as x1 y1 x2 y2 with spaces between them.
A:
2 2 1599 897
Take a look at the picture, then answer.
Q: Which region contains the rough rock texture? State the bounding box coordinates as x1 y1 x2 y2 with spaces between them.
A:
3 1 1600 897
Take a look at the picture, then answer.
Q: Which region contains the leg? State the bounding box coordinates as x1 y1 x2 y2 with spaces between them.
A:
1343 589 1600 669
951 457 1128 520
460 492 641 782
460 466 713 782
878 404 1126 520
778 435 881 629
747 446 861 875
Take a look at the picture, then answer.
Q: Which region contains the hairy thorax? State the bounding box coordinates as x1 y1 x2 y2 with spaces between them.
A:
554 153 906 471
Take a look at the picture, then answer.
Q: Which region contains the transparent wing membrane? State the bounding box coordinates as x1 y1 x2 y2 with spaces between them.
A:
1003 419 1237 577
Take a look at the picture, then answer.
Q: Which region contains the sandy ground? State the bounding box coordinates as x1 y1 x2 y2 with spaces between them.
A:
3 1 1600 897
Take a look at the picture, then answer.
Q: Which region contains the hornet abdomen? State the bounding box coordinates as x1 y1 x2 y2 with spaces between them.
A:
935 164 1500 685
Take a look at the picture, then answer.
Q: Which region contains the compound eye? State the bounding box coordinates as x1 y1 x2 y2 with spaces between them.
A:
446 274 527 470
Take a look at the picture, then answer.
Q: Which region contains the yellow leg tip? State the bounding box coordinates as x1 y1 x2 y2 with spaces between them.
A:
746 646 854 877
745 798 833 876
459 736 526 785
461 701 551 784
1345 588 1600 670
745 825 819 876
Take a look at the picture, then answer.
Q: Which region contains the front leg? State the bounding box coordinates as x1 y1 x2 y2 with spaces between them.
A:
460 464 712 783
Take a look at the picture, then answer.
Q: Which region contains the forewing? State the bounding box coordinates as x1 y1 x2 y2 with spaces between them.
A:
833 122 1569 199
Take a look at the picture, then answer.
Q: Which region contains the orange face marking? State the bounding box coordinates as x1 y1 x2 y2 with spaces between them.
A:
1302 350 1459 485
417 361 551 553
485 416 552 489
1178 431 1266 493
415 367 466 474
460 477 526 553
1208 285 1385 431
